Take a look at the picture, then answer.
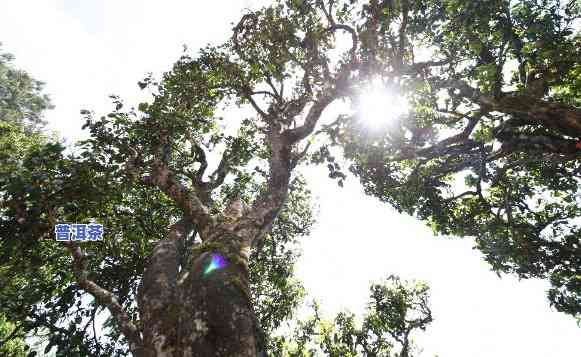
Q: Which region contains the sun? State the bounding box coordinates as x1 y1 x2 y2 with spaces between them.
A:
357 80 409 128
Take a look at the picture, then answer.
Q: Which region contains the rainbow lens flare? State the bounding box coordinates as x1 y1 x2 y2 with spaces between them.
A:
203 253 227 276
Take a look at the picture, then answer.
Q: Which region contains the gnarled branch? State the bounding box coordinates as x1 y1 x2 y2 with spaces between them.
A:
191 141 208 184
140 130 216 237
63 242 143 354
285 95 336 143
208 150 231 190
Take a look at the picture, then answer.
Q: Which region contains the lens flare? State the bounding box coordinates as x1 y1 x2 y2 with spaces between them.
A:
203 253 227 275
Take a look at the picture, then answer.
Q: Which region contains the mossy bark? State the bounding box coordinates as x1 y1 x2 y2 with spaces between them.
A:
137 231 260 357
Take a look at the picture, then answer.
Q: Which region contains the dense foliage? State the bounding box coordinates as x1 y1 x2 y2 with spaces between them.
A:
1 0 580 355
328 0 581 317
0 117 316 355
0 44 54 356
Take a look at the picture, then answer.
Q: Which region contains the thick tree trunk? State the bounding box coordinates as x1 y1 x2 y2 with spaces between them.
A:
137 228 261 357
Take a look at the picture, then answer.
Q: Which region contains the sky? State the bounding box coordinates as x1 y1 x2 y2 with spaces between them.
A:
1 1 579 356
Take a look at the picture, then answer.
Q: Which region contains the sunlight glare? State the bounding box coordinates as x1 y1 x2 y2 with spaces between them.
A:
357 80 409 128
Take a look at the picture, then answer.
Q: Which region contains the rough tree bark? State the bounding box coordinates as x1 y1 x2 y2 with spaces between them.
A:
137 225 261 357
132 139 293 356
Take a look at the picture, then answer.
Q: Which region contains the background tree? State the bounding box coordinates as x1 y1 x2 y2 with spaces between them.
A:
0 43 52 132
279 276 432 357
0 44 55 357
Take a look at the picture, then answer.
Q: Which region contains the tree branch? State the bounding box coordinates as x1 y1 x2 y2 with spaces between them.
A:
136 216 193 356
63 242 143 354
484 95 581 138
500 134 580 155
396 0 410 71
284 95 336 143
91 306 101 355
391 58 453 79
236 129 293 247
251 90 279 100
191 141 208 184
208 150 231 190
290 141 312 169
436 79 581 138
141 130 216 237
242 87 269 119
444 190 479 203
326 24 358 62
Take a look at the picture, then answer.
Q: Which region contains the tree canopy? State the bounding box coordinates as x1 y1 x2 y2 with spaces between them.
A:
334 0 581 317
1 0 580 355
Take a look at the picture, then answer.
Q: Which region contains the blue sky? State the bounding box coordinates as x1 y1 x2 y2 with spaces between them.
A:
1 1 579 356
